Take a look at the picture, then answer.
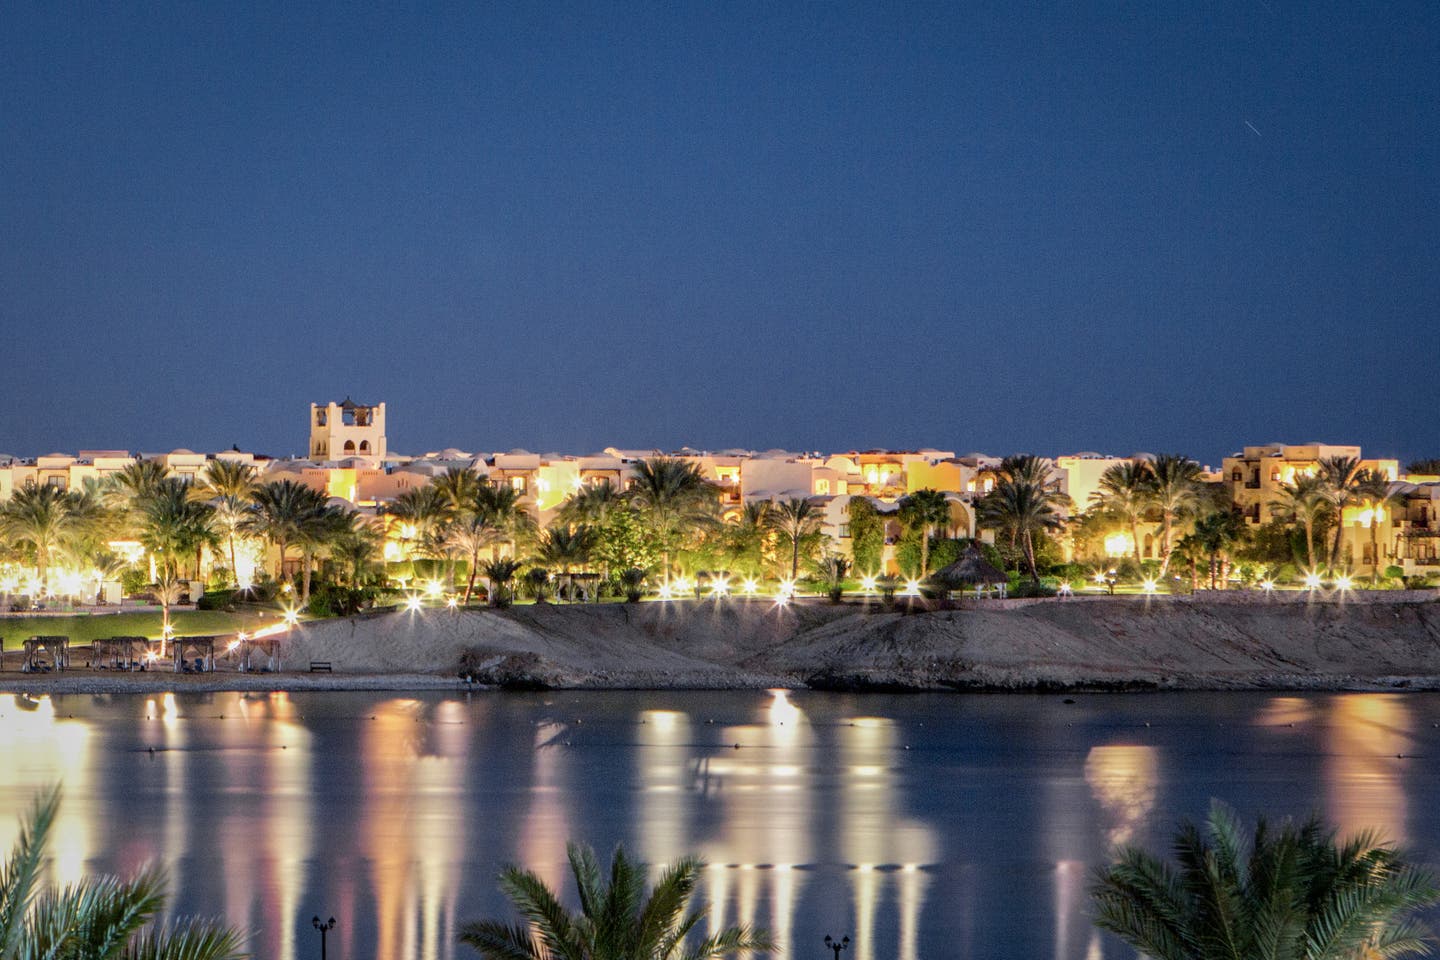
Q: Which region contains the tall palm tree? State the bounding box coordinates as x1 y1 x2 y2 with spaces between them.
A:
1090 460 1151 568
536 524 597 574
1274 474 1332 571
294 502 350 603
0 787 245 959
390 485 453 562
898 488 952 577
1319 455 1366 571
1148 453 1203 576
558 479 623 526
1191 506 1249 589
475 482 538 562
459 842 772 960
139 477 216 579
766 496 823 580
479 557 523 607
1091 800 1439 960
980 459 1068 583
191 459 257 587
0 481 76 591
328 515 384 587
628 457 719 576
243 479 331 583
451 514 501 603
1356 469 1401 583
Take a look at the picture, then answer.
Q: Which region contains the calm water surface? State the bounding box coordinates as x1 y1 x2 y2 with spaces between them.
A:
0 689 1436 960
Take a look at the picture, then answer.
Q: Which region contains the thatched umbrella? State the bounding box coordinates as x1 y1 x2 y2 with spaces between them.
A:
931 542 1008 594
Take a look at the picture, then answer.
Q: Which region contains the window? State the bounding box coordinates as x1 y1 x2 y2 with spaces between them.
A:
359 440 371 453
837 480 848 494
511 476 527 494
815 479 830 495
343 440 356 454
839 524 851 538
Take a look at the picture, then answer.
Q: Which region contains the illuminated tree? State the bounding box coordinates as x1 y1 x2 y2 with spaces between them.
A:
898 488 952 577
627 457 719 576
1274 474 1332 571
1147 453 1203 576
1319 456 1367 571
192 459 258 587
1090 460 1150 569
0 481 77 590
766 496 824 580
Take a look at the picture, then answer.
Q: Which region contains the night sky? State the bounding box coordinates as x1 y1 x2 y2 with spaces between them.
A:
3 3 1436 465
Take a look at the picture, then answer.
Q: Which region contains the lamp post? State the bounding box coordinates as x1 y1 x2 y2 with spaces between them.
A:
824 934 850 959
312 916 336 960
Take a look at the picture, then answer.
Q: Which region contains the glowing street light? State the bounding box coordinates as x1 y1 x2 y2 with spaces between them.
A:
1260 580 1276 592
1303 573 1322 590
740 578 759 596
708 577 730 598
404 594 423 613
657 583 674 601
424 579 443 598
1141 579 1158 595
900 579 922 598
282 607 300 627
1335 575 1353 591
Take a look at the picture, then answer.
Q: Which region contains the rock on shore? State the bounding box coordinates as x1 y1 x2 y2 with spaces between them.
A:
271 594 1440 691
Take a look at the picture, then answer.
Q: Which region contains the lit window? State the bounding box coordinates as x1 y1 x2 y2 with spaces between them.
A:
511 476 527 493
815 479 830 495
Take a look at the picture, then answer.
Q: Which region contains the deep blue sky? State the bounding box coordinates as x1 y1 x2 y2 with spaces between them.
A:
3 2 1437 464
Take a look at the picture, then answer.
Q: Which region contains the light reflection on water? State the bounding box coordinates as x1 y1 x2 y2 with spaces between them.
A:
0 689 1436 960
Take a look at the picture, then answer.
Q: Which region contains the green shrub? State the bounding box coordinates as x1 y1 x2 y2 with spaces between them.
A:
120 568 148 596
306 584 375 618
1010 580 1058 598
196 589 236 611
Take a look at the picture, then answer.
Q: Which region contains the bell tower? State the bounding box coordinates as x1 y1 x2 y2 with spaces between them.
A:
309 398 386 461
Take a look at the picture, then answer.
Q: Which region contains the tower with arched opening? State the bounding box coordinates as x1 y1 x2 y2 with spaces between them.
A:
309 398 387 461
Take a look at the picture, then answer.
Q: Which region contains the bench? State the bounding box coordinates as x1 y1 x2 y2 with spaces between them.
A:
309 661 332 673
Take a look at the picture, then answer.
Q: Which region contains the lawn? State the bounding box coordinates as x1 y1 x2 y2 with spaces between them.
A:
0 609 271 646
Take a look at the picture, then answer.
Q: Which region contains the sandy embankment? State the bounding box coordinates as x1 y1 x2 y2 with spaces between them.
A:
7 592 1439 694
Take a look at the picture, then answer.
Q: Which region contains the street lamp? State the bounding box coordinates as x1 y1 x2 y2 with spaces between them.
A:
824 934 850 959
312 916 336 960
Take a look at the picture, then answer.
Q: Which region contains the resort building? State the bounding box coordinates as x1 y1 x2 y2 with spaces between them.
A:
1222 443 1399 524
309 398 386 461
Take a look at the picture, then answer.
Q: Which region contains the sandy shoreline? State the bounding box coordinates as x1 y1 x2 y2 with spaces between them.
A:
2 593 1437 695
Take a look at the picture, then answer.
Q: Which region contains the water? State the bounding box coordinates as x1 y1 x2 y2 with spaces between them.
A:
0 688 1436 960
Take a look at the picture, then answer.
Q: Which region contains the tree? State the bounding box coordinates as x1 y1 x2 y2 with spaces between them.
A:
592 509 660 579
1148 453 1203 576
1192 506 1249 589
192 459 258 587
766 497 824 580
0 787 245 959
458 842 772 960
1274 474 1332 572
0 482 75 590
846 496 885 574
243 479 331 582
628 458 719 576
898 488 951 577
536 524 597 574
720 501 770 577
328 516 384 587
1406 458 1440 475
475 482 538 563
1090 460 1151 569
451 514 501 603
558 479 624 526
1319 456 1366 571
139 477 216 579
1356 469 1402 583
979 459 1068 583
480 557 523 608
1091 800 1439 960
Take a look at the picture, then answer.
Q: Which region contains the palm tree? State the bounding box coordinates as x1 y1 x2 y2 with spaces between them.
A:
191 459 257 587
139 477 216 579
1092 800 1439 960
766 496 823 580
294 502 350 604
558 479 623 526
0 481 76 591
980 460 1068 584
0 787 245 959
1090 460 1150 568
721 501 771 577
475 482 538 562
390 484 453 562
628 458 719 576
1192 506 1249 589
1274 474 1332 571
1357 469 1401 583
459 842 772 960
1319 455 1366 571
243 479 331 583
536 524 597 574
898 488 952 577
1148 453 1203 576
480 557 523 607
451 514 501 603
328 515 384 587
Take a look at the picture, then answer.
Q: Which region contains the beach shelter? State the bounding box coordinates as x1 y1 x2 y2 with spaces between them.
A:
931 543 1009 598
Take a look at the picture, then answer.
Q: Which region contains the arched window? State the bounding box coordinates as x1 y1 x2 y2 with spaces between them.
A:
1143 533 1154 558
343 440 356 454
359 440 371 453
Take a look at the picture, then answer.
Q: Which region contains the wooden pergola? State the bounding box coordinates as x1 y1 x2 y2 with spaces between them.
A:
90 636 157 670
22 636 69 673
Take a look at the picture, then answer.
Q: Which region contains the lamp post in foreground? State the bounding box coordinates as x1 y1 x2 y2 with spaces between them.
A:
824 934 850 959
312 916 336 960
